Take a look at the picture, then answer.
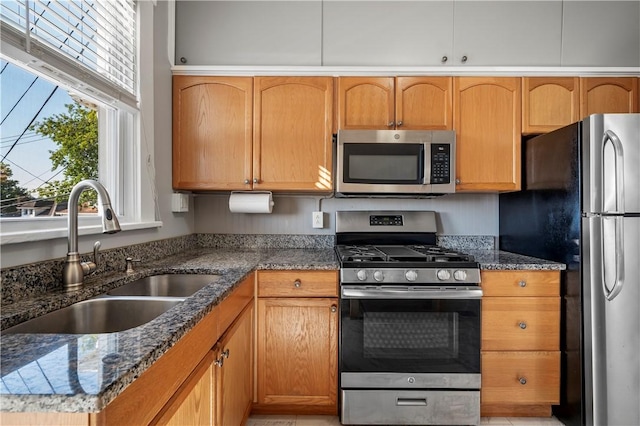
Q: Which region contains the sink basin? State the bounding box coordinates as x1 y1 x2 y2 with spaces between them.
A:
107 274 220 297
2 297 183 334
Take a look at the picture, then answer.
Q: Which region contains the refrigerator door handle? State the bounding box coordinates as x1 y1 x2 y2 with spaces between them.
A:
602 130 625 214
601 216 625 301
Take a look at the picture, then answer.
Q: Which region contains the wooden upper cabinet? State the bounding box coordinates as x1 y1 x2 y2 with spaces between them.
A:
338 77 395 129
172 76 253 190
253 76 334 192
454 77 522 192
522 77 580 134
580 77 639 118
337 76 452 130
396 77 453 130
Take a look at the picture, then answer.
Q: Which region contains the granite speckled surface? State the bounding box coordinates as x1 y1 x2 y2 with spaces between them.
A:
0 247 338 412
0 234 563 413
465 249 566 270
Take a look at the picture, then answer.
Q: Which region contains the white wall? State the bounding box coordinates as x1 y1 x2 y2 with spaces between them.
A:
0 1 194 269
194 193 498 236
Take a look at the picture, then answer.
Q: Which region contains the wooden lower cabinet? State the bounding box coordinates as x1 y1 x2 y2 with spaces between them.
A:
216 303 254 426
480 270 561 417
255 270 339 415
153 352 216 425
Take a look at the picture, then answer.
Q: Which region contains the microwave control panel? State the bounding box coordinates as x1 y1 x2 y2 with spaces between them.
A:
430 144 451 184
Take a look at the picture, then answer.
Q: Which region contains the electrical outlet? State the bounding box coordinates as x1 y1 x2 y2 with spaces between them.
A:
312 211 324 228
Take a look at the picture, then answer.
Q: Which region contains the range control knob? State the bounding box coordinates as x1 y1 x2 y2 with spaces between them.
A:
453 270 468 281
356 270 367 281
373 270 384 282
405 270 418 282
437 269 451 281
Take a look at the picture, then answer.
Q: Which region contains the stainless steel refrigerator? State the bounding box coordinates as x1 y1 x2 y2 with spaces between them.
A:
499 113 640 426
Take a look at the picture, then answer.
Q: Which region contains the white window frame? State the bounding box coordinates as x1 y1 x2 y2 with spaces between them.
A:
0 1 161 245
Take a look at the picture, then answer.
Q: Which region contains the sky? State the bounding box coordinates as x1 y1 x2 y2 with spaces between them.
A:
0 59 70 194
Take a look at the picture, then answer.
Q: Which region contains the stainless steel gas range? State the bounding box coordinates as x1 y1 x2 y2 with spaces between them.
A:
336 211 482 425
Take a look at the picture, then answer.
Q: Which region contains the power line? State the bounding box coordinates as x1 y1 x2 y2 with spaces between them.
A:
0 86 59 163
0 75 39 126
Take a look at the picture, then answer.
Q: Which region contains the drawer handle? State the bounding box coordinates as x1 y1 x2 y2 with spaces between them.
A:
519 321 527 329
519 377 527 385
397 398 428 406
519 280 527 288
294 279 301 288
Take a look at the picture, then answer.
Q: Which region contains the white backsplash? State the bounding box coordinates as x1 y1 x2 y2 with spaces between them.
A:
194 193 498 236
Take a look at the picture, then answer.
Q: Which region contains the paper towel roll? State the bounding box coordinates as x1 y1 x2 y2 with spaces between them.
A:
228 191 274 213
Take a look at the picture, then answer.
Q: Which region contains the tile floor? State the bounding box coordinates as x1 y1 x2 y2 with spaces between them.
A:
246 415 565 425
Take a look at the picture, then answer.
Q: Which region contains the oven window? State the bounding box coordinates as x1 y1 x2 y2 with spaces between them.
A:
340 298 480 374
343 143 424 183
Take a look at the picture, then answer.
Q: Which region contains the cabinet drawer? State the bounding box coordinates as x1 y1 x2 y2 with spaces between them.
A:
257 271 338 298
482 297 560 351
481 351 560 405
481 271 559 297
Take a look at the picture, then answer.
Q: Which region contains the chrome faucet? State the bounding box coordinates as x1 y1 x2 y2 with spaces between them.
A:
63 179 121 291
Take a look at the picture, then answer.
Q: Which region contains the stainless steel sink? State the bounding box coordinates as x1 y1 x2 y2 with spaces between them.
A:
107 274 220 297
2 297 183 334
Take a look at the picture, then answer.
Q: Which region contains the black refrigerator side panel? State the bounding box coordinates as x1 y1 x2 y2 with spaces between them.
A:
499 123 581 264
499 122 583 426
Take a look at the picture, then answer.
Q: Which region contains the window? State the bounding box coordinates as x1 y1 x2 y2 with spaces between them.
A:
0 0 158 244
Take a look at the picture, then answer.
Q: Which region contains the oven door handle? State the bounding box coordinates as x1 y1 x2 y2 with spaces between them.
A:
341 287 483 299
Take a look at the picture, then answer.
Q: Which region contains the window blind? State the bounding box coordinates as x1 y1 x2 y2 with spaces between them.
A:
1 0 137 104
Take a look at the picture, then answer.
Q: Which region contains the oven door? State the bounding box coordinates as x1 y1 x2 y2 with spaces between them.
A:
340 286 481 387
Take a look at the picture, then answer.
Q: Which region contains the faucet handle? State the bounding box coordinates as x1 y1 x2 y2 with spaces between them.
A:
125 256 142 273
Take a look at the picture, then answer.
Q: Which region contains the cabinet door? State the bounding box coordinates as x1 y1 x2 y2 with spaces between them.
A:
396 77 453 130
172 76 253 190
522 77 580 134
580 77 639 118
153 352 216 426
561 1 640 67
175 1 322 65
337 77 395 130
454 77 521 192
253 77 333 191
453 1 562 66
322 1 454 66
257 297 338 411
216 304 253 426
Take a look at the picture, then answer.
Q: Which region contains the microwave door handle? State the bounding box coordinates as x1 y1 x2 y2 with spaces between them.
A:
423 145 430 184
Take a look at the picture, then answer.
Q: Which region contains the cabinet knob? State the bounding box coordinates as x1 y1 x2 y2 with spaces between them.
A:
519 280 527 288
253 178 259 184
331 305 337 313
396 120 403 127
179 57 187 64
387 121 395 127
519 321 527 330
244 179 250 184
461 55 468 63
214 357 224 367
222 348 230 358
441 56 448 63
455 179 461 185
519 377 527 385
294 279 301 288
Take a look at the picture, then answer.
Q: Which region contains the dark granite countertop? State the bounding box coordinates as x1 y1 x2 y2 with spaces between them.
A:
465 249 566 271
0 248 338 413
0 245 562 413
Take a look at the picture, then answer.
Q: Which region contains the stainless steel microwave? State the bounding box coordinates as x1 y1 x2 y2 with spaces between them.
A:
336 129 456 196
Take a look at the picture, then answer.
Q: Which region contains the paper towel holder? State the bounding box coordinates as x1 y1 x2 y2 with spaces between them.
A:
229 191 275 214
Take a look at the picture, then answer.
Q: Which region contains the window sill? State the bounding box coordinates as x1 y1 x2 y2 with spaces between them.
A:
0 221 163 245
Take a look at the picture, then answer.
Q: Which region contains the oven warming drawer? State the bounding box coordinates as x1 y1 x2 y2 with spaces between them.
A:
341 389 480 425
